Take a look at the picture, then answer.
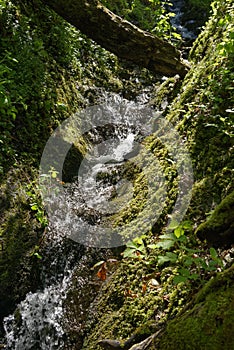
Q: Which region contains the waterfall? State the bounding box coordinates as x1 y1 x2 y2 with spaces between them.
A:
3 91 155 349
169 0 197 40
2 3 199 346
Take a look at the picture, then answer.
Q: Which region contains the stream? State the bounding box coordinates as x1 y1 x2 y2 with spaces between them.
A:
2 2 199 349
3 89 194 349
168 0 197 41
3 92 157 349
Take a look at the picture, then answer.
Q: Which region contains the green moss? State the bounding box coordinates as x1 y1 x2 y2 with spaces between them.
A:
0 167 42 321
80 259 191 349
149 75 182 111
0 0 127 325
195 190 234 245
157 264 234 350
1 0 234 347
79 2 234 349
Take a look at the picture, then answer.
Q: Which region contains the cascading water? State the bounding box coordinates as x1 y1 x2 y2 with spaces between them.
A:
169 0 197 40
3 87 194 348
2 2 200 347
4 275 68 349
3 91 155 349
3 224 87 350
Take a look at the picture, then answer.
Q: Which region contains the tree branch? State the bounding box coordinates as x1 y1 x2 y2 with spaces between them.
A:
41 0 190 77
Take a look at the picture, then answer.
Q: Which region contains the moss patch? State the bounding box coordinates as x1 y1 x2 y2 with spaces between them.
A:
157 264 234 350
79 1 234 349
196 190 234 246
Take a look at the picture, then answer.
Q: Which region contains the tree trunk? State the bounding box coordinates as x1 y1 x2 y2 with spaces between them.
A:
41 0 190 77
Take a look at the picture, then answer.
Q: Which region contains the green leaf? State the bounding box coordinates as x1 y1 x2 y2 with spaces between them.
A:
158 255 171 265
174 226 184 238
156 239 175 250
51 170 58 178
183 247 201 254
122 248 136 258
126 241 138 249
178 235 187 243
173 275 188 284
184 257 193 266
168 219 179 230
165 252 178 262
182 221 193 230
209 247 218 259
172 32 181 39
189 273 199 280
137 244 146 253
133 237 143 245
158 252 177 266
207 261 218 271
26 191 33 196
148 244 158 249
178 268 190 277
197 258 208 270
158 233 175 240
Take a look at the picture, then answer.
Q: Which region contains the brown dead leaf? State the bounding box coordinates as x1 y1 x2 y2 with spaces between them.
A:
142 283 147 294
97 262 107 281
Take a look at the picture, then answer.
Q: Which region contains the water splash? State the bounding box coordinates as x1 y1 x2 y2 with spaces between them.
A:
3 88 193 347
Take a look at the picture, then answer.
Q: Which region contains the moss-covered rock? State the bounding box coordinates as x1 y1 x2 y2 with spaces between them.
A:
196 190 234 246
157 263 234 350
0 167 42 330
78 1 234 349
1 0 234 348
0 0 137 330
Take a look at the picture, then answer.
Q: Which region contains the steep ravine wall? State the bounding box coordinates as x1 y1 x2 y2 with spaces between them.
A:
0 0 160 339
0 0 233 348
0 0 155 335
70 1 233 349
